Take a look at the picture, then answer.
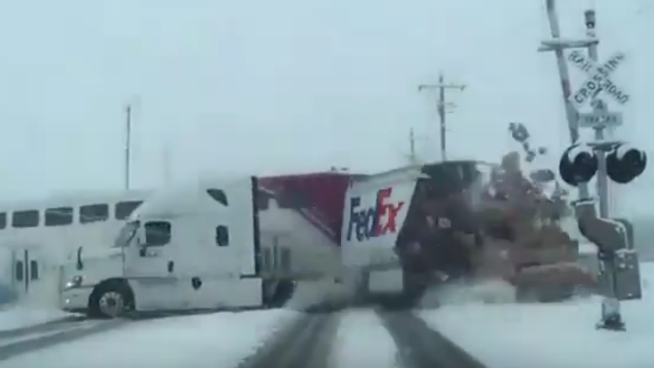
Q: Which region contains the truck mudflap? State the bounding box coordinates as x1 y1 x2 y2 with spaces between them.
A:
508 262 598 302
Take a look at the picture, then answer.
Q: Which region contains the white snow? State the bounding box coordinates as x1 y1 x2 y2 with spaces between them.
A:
420 262 654 368
0 306 74 332
329 309 399 368
0 309 300 368
0 321 108 347
3 265 654 368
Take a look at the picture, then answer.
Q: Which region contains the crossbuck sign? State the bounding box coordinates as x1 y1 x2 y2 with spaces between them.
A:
568 50 630 108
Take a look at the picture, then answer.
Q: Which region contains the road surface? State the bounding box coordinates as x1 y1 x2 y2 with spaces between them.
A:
238 309 488 368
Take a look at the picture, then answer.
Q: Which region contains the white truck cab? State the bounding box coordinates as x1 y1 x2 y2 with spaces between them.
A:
61 177 264 317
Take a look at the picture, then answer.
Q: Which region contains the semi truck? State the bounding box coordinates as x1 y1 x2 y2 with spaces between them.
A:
60 173 356 317
60 159 597 318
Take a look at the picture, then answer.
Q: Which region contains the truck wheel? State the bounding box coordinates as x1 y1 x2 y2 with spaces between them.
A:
266 280 296 308
88 282 134 319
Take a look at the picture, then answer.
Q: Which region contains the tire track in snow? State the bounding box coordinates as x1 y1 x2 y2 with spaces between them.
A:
237 312 339 368
0 315 87 341
377 309 489 368
0 319 130 362
329 309 400 368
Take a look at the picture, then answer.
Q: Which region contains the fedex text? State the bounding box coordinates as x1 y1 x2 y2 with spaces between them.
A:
346 187 405 242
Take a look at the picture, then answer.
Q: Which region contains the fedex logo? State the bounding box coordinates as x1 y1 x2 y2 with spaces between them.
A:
346 187 405 242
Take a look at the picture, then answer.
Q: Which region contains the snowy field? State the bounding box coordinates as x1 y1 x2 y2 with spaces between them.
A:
420 262 654 368
0 309 299 368
0 267 654 367
0 280 331 368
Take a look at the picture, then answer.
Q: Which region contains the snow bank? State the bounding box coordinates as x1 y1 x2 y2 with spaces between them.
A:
0 309 299 368
419 262 654 368
419 279 518 308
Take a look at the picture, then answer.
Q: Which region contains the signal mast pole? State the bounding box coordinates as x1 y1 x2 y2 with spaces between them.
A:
418 73 466 161
540 0 636 331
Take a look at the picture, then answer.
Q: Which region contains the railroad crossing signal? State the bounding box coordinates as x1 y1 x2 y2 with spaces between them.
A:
568 50 630 108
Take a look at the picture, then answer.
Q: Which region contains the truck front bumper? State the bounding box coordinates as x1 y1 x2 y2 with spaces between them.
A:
60 286 94 314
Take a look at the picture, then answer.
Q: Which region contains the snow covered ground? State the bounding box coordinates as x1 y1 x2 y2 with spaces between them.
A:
1 265 654 368
0 309 299 368
0 306 74 332
329 309 398 368
420 262 654 368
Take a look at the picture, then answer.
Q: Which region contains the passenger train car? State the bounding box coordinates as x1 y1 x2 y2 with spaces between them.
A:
0 190 150 306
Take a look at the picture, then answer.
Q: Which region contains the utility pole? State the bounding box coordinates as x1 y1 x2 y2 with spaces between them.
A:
124 104 132 190
401 128 424 166
418 73 466 161
408 128 417 164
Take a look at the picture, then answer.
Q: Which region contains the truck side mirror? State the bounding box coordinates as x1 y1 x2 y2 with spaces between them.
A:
76 246 84 270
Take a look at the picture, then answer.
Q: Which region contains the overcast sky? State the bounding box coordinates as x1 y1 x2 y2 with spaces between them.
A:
0 0 651 214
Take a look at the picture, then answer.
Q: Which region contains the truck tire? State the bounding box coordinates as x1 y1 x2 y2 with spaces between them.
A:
88 281 134 319
263 280 296 308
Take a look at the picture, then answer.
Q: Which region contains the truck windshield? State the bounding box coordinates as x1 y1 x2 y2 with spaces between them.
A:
113 221 139 248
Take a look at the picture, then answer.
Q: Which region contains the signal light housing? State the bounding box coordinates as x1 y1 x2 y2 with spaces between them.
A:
606 144 647 184
558 143 598 186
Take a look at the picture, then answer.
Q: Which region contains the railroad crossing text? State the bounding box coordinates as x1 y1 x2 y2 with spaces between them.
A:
568 50 630 105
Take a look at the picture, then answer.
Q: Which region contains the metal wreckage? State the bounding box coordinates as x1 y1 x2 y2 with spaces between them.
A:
394 122 598 304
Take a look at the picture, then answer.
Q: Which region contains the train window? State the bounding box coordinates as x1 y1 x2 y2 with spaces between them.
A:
14 261 23 282
207 189 228 206
144 221 171 246
0 212 6 229
115 201 143 220
80 204 109 224
29 260 38 280
12 210 39 228
45 207 74 227
216 225 229 247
